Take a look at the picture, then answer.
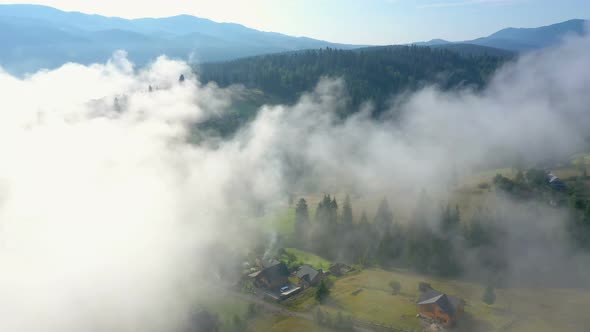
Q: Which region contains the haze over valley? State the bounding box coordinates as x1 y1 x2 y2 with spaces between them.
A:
1 2 590 332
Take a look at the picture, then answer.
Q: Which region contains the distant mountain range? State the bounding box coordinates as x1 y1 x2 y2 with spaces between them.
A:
413 19 588 52
0 4 360 74
0 4 587 74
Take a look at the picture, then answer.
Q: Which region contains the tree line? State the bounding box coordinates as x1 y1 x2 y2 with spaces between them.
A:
292 168 590 281
198 46 508 116
293 193 468 277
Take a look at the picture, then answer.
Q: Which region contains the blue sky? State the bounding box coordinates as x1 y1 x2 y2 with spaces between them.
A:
1 0 589 44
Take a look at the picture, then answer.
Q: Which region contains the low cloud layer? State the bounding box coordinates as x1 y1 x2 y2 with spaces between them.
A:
0 34 590 331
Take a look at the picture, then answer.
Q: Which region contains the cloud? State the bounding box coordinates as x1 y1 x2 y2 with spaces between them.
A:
0 53 256 332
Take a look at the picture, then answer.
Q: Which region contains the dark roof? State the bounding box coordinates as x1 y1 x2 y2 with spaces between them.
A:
418 289 443 303
417 288 463 315
295 265 320 281
260 262 289 282
546 173 567 190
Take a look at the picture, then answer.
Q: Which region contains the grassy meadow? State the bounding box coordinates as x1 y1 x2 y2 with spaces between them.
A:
251 267 590 332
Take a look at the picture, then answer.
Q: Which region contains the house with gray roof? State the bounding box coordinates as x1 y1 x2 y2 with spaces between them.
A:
417 287 464 327
295 265 324 287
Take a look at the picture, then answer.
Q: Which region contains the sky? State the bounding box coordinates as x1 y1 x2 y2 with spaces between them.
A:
0 0 589 44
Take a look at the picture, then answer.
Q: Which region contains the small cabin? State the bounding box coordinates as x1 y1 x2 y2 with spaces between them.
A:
546 172 567 191
417 288 464 327
295 265 323 288
253 262 289 290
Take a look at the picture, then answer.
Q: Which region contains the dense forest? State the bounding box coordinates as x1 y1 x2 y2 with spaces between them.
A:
197 46 510 115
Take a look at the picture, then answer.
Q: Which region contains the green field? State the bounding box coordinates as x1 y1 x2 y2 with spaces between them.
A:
276 267 590 332
283 247 332 270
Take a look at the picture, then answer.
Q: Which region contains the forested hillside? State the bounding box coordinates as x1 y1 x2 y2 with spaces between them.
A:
198 46 510 114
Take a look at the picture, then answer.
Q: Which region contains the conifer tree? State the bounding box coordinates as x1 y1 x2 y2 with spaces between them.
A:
359 210 369 225
294 198 310 246
329 197 339 224
374 197 393 232
315 279 330 303
341 195 353 226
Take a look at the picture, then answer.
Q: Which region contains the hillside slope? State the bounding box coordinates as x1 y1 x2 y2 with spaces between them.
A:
198 46 508 113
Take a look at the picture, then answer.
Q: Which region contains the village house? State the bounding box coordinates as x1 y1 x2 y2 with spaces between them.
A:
295 265 323 288
252 262 290 291
546 172 567 191
417 288 465 327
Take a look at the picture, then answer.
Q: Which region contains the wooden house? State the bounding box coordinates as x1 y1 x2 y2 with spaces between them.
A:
295 265 323 288
417 288 464 327
253 262 289 290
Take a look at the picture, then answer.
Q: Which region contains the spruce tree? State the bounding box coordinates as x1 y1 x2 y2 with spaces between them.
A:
359 210 369 225
316 279 330 303
374 197 393 231
294 198 310 246
341 195 353 226
329 197 339 224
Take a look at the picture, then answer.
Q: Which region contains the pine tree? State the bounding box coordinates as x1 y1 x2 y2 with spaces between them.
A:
341 195 353 226
359 210 369 225
441 204 452 231
315 279 330 303
374 197 393 231
294 198 310 246
329 197 339 224
316 195 332 224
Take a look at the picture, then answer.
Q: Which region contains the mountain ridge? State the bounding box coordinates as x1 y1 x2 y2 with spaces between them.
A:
413 19 588 51
0 4 361 74
0 4 588 75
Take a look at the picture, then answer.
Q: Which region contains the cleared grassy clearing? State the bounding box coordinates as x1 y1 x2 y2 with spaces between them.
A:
329 269 590 332
284 247 332 270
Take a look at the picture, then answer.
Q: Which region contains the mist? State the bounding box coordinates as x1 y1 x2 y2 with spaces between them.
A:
1 33 590 331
